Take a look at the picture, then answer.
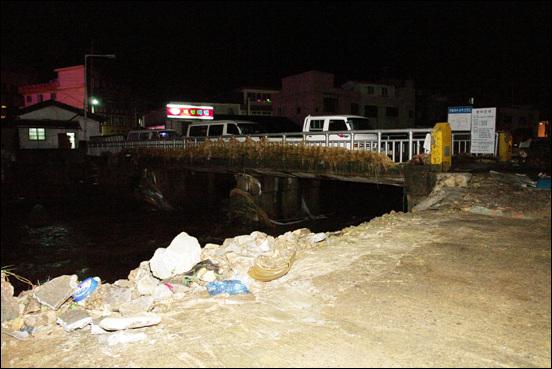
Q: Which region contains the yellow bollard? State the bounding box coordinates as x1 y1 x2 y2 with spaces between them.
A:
431 122 452 171
497 132 512 162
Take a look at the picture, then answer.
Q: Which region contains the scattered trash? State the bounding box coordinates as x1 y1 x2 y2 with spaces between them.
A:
248 252 296 282
490 170 537 188
72 277 100 302
537 177 551 189
206 280 250 296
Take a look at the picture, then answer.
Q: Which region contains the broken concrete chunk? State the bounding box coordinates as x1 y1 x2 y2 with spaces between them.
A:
33 275 78 310
98 312 161 331
56 309 92 332
101 285 139 312
118 295 154 315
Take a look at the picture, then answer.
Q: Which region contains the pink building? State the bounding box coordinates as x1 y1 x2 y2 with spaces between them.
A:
18 65 85 109
272 70 359 127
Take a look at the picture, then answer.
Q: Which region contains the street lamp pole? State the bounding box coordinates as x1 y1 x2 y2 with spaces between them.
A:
83 54 115 142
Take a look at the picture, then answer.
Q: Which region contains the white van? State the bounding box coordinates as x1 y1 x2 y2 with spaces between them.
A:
186 120 266 141
126 128 180 142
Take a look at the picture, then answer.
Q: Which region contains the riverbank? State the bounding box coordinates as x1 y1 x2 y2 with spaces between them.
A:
2 172 551 367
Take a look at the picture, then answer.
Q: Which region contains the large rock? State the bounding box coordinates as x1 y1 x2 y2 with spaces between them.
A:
149 232 201 279
1 280 20 322
33 275 78 311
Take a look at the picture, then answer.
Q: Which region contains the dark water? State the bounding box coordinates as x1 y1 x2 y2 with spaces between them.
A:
1 180 404 295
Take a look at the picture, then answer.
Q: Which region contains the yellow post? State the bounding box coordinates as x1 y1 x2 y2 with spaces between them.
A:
431 122 452 171
497 132 512 162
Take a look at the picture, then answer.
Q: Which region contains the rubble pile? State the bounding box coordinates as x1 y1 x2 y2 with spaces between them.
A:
1 228 326 345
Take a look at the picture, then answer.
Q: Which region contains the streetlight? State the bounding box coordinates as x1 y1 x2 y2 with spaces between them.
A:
83 54 115 141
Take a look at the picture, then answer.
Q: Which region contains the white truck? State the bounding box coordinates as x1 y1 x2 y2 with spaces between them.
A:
293 115 378 149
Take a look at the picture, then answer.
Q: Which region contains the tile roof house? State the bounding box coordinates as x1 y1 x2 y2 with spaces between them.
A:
13 100 104 149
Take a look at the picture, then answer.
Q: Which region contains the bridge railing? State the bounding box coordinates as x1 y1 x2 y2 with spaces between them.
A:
88 128 475 162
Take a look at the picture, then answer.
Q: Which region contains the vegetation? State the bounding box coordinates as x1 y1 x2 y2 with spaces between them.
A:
1 266 35 290
112 138 397 177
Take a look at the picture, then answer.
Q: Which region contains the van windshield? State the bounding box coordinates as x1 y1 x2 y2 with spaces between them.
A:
237 123 266 134
347 118 375 130
158 131 179 139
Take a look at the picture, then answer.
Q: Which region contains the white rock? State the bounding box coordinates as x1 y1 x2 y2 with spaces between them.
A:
136 275 158 296
153 284 172 300
149 232 201 279
99 312 161 331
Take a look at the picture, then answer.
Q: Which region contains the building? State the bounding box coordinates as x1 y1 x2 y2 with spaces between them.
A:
1 57 41 119
272 70 416 129
17 65 138 139
342 79 416 129
496 105 541 144
10 100 104 149
272 70 359 127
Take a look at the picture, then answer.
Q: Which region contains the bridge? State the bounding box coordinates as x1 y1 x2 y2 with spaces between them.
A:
88 127 474 164
88 127 486 218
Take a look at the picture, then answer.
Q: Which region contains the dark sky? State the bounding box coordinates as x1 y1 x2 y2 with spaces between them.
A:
2 1 551 114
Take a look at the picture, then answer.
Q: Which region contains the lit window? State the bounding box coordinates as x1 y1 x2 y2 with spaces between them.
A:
29 128 45 140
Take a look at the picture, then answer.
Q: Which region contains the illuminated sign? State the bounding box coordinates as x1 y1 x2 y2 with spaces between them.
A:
166 104 214 119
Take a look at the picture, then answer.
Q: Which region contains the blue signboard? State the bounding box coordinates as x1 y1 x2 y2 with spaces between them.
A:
448 106 472 131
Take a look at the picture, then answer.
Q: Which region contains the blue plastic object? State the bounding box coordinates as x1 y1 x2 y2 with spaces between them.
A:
206 280 250 296
537 177 551 189
72 277 99 302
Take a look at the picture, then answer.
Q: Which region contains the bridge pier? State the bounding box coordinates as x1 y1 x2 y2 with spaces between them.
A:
403 165 441 211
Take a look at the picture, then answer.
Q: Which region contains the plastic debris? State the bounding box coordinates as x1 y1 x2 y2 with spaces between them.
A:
72 277 100 302
248 252 296 282
206 280 250 296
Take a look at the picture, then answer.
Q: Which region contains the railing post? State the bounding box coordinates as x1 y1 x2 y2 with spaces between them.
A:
408 130 414 160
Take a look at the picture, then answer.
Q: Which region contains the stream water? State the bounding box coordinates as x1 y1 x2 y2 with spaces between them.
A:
1 180 404 295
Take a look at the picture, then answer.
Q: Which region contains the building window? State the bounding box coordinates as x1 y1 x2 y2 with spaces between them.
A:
323 93 338 113
381 88 388 97
26 96 32 103
386 107 398 117
29 128 46 140
50 92 56 100
37 94 43 103
366 86 375 95
364 105 378 118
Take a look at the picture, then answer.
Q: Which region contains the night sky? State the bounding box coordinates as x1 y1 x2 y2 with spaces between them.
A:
2 1 551 116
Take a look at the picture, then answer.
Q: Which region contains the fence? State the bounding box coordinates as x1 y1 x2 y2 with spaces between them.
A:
88 128 480 162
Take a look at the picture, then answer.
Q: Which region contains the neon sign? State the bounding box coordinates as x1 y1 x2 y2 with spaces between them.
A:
166 104 214 119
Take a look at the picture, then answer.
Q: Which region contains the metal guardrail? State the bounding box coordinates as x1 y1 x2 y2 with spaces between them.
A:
88 128 477 162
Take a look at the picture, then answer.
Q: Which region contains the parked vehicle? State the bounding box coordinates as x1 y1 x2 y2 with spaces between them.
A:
186 120 267 141
126 128 180 142
279 115 378 149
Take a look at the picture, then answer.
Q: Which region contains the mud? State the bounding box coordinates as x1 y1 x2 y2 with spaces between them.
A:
1 173 551 368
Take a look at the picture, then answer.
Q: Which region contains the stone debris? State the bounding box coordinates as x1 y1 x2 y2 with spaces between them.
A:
149 232 201 279
56 309 92 333
33 275 78 310
1 278 20 323
98 313 161 331
1 227 326 343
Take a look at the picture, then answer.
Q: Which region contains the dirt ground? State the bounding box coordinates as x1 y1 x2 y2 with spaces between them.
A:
2 172 551 368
